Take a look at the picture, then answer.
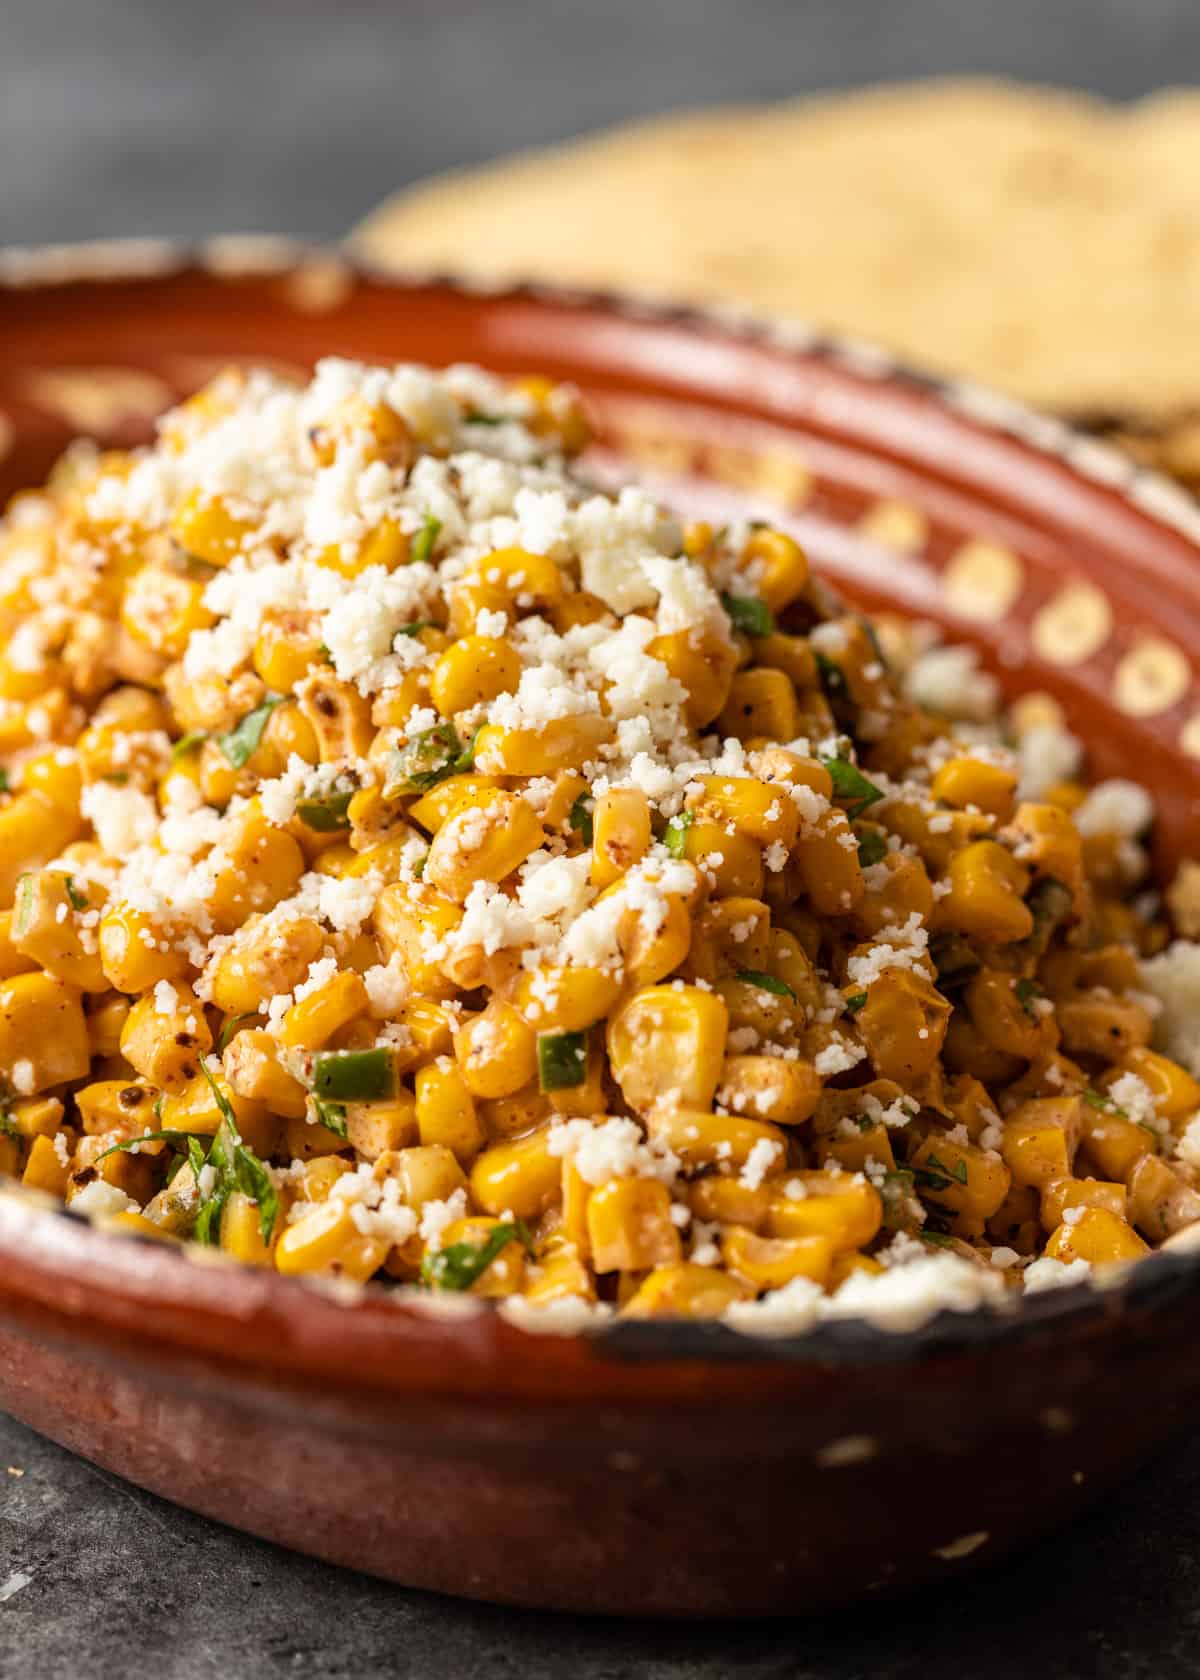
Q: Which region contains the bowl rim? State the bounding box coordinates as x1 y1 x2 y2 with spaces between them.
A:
2 235 1200 1382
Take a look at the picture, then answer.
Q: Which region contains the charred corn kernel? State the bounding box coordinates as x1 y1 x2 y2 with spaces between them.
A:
818 1122 897 1176
388 1144 468 1211
741 529 809 612
1001 1096 1083 1188
21 1133 70 1198
1078 1104 1150 1182
767 1173 882 1251
586 1178 682 1273
449 547 563 635
98 903 188 994
309 394 412 470
523 1245 596 1306
297 671 375 761
0 973 90 1092
372 883 461 1000
1044 1207 1148 1266
469 1126 560 1220
1040 1175 1127 1233
717 1055 821 1127
0 792 84 907
687 897 770 983
117 986 210 1094
120 564 214 656
275 1199 388 1282
607 985 728 1115
454 1002 537 1099
479 1084 553 1139
794 809 866 917
939 840 1034 944
407 774 505 834
909 1135 1012 1221
86 994 131 1059
965 968 1056 1062
1117 1048 1200 1120
646 1108 786 1173
715 974 802 1043
718 668 801 744
1127 1153 1200 1241
722 1226 833 1291
208 914 325 1016
424 792 543 903
280 969 369 1050
589 789 651 889
1056 995 1152 1059
646 630 736 729
622 1263 748 1319
11 869 106 991
429 635 521 716
5 1096 64 1143
765 928 823 1011
689 775 799 850
415 1058 484 1165
283 1106 351 1160
855 969 950 1084
358 517 414 571
614 887 693 990
217 1190 277 1266
1007 802 1084 889
252 613 325 692
207 803 305 935
473 713 615 777
852 852 935 940
224 1029 309 1120
169 490 258 567
675 817 764 898
513 964 621 1033
390 998 456 1069
688 1176 771 1230
344 1094 419 1160
22 749 84 812
930 758 1018 821
75 1079 156 1136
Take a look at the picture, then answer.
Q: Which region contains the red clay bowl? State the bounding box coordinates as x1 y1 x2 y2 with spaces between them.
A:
2 241 1200 1616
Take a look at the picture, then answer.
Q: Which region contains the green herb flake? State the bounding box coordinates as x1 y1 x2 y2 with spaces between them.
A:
463 411 507 427
1084 1087 1128 1119
537 1030 589 1092
919 1230 955 1248
568 793 594 848
421 1220 529 1291
408 514 442 566
312 1048 396 1104
94 1128 213 1165
0 1111 19 1139
395 621 435 639
1015 977 1046 1019
295 788 354 833
63 875 88 913
0 768 10 794
196 1058 280 1243
312 1097 349 1140
843 991 868 1015
856 829 888 868
735 969 795 1000
664 810 694 859
217 695 284 770
820 756 885 820
720 592 775 638
170 730 207 762
814 650 849 699
386 722 480 797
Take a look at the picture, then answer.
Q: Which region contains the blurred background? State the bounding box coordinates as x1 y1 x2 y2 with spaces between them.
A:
4 0 1200 245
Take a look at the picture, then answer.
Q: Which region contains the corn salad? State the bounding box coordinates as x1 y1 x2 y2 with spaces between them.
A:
0 356 1196 1333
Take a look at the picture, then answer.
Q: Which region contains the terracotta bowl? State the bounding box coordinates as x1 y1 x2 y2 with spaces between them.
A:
2 241 1200 1617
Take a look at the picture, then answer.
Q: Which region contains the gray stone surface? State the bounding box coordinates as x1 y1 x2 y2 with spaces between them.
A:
3 1405 1200 1678
5 1 1200 1673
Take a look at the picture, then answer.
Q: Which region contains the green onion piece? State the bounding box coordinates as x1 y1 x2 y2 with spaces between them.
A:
844 991 868 1015
217 1013 257 1055
311 1096 349 1139
217 695 284 770
170 730 207 762
409 514 442 566
63 874 88 912
537 1030 589 1092
295 789 354 833
664 811 694 859
568 793 594 847
720 592 775 638
856 829 888 868
312 1048 396 1103
735 969 795 1000
820 756 885 820
421 1220 529 1291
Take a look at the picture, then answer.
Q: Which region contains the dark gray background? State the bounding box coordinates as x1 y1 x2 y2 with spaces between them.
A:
3 1 1200 1675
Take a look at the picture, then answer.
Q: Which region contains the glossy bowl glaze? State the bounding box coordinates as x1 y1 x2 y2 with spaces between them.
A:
1 241 1200 1616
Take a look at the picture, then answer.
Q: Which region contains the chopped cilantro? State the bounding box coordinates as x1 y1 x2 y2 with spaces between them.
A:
170 730 207 762
735 970 795 1000
94 1128 213 1165
63 875 88 913
844 991 868 1015
1015 977 1045 1019
814 651 848 699
195 1059 280 1243
856 829 888 868
720 592 774 638
217 695 284 770
820 757 884 820
395 621 435 639
421 1220 531 1291
568 792 594 848
0 768 10 794
386 722 477 795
